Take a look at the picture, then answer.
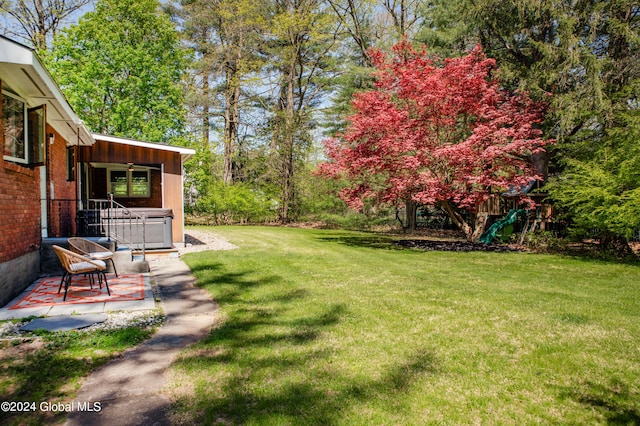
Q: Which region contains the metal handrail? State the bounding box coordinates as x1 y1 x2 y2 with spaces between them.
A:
84 195 146 260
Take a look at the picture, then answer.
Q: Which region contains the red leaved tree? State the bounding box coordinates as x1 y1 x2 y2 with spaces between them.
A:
318 40 552 241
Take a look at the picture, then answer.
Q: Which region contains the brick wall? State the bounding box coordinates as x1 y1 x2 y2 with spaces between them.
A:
0 119 78 262
0 158 42 263
0 79 83 305
0 78 42 262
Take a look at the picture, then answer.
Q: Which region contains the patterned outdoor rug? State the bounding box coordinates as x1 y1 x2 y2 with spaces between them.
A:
9 274 145 309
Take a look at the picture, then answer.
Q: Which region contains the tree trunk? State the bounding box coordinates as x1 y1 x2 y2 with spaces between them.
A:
404 199 417 232
600 232 635 258
279 131 295 223
277 59 297 224
201 71 211 149
471 212 489 243
223 62 241 185
439 200 474 241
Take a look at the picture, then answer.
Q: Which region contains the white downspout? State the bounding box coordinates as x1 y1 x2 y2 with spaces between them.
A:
161 163 165 208
180 159 186 245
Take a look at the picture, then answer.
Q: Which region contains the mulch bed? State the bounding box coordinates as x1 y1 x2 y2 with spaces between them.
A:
395 239 522 252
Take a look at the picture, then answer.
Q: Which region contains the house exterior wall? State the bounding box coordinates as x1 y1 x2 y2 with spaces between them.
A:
0 251 40 307
117 169 163 208
47 126 77 237
80 140 187 244
0 81 41 305
0 37 99 307
0 161 41 265
81 141 181 174
89 167 163 208
0 79 78 306
0 158 42 307
163 171 185 244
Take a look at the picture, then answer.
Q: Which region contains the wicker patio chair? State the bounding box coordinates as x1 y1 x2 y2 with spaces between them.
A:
52 245 110 301
68 237 118 277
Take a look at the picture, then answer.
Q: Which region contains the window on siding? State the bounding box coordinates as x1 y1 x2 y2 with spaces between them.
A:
108 168 150 198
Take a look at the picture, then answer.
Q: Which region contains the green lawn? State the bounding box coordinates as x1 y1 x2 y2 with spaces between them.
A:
174 226 640 425
0 325 156 425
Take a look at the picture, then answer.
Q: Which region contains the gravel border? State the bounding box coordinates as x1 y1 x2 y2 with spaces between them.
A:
0 310 165 340
180 229 238 254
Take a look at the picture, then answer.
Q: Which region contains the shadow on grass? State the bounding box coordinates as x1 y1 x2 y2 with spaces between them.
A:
188 262 286 306
315 232 405 251
0 352 91 425
174 344 438 425
0 328 152 425
173 258 440 424
560 379 640 424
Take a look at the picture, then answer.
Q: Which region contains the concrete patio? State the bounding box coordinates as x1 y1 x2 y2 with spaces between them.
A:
0 272 156 321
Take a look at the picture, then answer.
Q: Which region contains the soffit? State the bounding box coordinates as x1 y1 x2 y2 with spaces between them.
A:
0 37 94 146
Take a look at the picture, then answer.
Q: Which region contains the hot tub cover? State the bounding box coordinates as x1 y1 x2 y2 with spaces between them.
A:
102 208 174 219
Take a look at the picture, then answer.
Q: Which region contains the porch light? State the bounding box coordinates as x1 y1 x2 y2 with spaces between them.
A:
49 133 55 145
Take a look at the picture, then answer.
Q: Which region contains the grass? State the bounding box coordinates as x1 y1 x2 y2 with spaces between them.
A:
172 226 640 425
0 323 156 425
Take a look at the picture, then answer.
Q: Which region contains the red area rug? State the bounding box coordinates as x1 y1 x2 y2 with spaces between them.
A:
9 274 145 310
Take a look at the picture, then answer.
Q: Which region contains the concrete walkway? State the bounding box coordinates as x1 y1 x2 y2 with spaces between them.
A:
65 256 219 426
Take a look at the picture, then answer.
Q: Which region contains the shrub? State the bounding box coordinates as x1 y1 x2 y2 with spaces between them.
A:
525 230 567 253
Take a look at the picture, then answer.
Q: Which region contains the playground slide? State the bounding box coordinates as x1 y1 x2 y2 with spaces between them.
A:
478 209 525 244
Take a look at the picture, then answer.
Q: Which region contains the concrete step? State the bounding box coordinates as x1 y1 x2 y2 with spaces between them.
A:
113 247 150 274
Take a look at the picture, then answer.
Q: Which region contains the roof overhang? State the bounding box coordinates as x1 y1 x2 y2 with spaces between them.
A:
0 36 94 146
92 134 196 162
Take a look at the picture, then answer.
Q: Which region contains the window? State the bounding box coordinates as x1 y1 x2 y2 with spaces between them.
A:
2 90 46 165
131 170 150 196
66 146 75 181
110 170 129 196
3 91 26 163
28 105 46 165
109 168 150 197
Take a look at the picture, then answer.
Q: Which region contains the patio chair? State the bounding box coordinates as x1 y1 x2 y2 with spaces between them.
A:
68 237 118 277
52 245 110 301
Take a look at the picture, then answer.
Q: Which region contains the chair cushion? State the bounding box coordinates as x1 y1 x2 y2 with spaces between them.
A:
90 251 113 260
69 260 106 272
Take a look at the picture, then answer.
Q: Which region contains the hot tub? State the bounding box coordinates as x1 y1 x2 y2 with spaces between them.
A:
102 208 173 249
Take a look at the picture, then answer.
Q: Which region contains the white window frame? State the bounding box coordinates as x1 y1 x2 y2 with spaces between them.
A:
108 167 151 198
2 90 28 164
